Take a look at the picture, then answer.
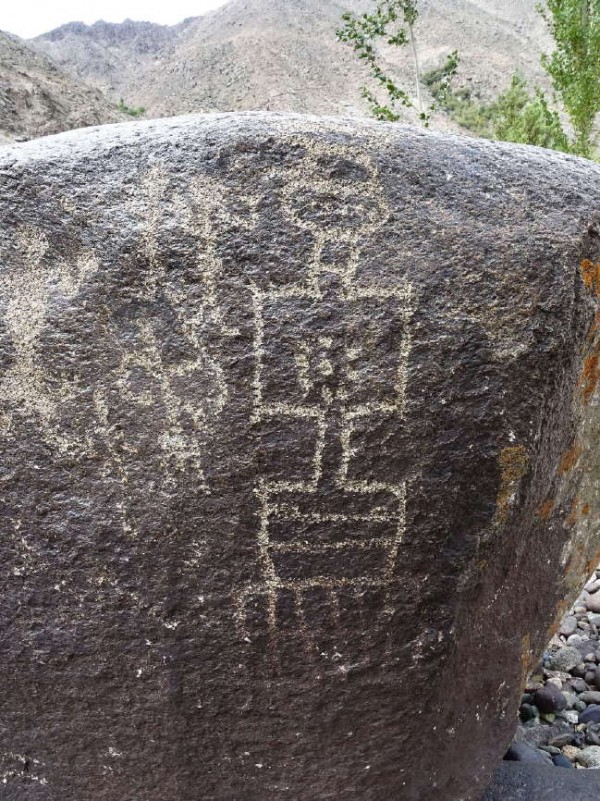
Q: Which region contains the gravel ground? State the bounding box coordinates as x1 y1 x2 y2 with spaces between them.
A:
508 567 600 770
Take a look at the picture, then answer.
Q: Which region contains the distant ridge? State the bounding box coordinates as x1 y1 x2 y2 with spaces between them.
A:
32 18 197 100
31 0 551 126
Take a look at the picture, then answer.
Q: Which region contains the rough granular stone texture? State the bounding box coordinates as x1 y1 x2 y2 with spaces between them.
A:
484 762 600 801
0 112 599 801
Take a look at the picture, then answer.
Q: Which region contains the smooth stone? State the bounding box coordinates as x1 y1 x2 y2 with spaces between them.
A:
520 703 538 722
585 579 600 594
550 647 585 673
580 706 600 725
580 691 600 705
549 733 576 748
538 745 560 755
561 615 579 637
504 742 552 765
568 678 589 693
585 593 600 614
566 636 594 657
586 729 600 746
520 721 573 749
553 754 574 768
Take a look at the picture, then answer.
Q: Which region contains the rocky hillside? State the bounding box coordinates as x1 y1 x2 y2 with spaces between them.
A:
0 30 122 143
30 18 195 102
32 0 551 123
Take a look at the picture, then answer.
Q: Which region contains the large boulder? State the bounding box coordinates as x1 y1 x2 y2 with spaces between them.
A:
0 113 598 801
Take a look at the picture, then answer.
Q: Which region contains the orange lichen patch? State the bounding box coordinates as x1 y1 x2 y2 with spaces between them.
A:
538 499 554 520
495 445 529 523
582 504 591 516
559 444 583 476
581 259 600 297
580 340 600 403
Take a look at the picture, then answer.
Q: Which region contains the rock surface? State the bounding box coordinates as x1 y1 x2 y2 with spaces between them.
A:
484 762 600 801
510 564 600 767
0 113 599 801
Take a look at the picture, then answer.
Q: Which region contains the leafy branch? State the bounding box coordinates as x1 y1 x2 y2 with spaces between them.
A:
537 0 600 158
337 0 458 126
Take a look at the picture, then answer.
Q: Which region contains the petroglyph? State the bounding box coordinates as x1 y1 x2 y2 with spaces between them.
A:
0 226 97 441
115 320 210 490
89 166 244 512
237 140 415 658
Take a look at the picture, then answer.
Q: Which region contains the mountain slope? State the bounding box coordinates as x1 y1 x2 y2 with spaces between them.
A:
32 19 195 102
0 30 122 143
32 0 552 124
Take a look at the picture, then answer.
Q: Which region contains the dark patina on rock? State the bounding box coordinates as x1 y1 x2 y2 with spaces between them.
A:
0 113 599 800
484 762 600 801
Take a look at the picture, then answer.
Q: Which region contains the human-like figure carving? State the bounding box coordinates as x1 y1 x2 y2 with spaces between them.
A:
238 141 415 663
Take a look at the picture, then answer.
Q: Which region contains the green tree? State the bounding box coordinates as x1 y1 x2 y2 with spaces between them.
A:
538 0 600 157
425 70 571 152
423 69 495 137
337 1 458 125
489 76 571 152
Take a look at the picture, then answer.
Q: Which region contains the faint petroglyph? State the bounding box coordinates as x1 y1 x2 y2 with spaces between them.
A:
136 165 170 302
93 386 137 539
0 226 97 446
115 320 210 490
236 140 415 663
184 171 259 338
114 167 247 493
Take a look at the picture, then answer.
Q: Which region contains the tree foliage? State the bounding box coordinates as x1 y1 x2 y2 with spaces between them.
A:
490 75 571 152
422 70 494 137
425 71 571 152
339 0 599 160
538 0 600 157
337 1 458 125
